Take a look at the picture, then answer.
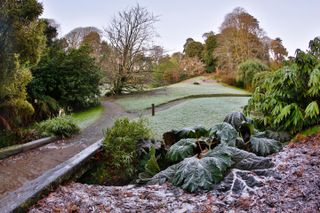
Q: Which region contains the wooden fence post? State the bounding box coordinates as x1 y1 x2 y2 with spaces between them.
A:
152 104 155 116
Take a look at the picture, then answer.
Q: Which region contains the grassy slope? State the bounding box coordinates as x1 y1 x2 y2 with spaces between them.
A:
142 97 250 139
116 76 249 112
71 105 104 129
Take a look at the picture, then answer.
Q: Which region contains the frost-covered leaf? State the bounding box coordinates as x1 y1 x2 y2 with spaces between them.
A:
166 139 197 162
256 130 291 143
226 146 274 170
172 155 232 192
250 136 282 156
150 145 233 192
163 126 209 146
174 125 209 139
209 122 238 146
224 112 248 131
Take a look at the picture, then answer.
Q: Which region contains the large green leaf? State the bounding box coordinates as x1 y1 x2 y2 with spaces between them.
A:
174 125 209 139
226 146 274 170
249 136 282 156
166 138 197 162
163 126 209 146
150 145 233 192
209 122 238 146
223 112 248 131
224 112 254 142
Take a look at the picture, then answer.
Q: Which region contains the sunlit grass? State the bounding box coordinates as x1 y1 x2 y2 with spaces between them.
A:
71 105 104 129
141 97 250 139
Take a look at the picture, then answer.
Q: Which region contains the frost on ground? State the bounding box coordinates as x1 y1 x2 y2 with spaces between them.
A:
29 134 320 213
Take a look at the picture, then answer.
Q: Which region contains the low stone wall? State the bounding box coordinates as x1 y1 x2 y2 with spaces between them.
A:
0 139 103 213
0 137 57 160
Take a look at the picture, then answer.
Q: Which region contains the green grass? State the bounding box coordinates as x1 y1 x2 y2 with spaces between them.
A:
116 76 249 112
299 125 320 136
141 97 250 139
71 105 104 129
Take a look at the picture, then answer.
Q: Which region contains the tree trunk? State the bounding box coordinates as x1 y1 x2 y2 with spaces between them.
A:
0 114 11 131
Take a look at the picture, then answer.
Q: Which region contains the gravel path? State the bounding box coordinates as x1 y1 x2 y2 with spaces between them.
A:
0 98 134 200
29 134 320 213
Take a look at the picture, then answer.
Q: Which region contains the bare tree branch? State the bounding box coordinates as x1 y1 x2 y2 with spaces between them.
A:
103 4 158 94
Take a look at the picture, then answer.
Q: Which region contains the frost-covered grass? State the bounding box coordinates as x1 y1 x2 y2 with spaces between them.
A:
71 105 104 129
115 76 249 112
142 97 250 139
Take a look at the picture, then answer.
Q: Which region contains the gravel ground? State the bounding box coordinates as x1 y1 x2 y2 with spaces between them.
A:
29 134 320 213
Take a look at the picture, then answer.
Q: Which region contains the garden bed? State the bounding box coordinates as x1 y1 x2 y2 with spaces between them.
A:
28 134 320 212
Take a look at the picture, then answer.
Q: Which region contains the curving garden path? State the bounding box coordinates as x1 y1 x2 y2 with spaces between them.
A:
0 78 250 211
0 99 134 201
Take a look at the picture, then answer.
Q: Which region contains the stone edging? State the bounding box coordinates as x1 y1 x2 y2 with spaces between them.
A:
0 139 103 213
0 136 57 160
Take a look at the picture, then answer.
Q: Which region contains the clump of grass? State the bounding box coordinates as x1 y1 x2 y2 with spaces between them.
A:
37 116 80 138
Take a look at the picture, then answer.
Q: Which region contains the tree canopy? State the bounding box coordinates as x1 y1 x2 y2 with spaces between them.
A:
214 7 269 82
0 0 46 129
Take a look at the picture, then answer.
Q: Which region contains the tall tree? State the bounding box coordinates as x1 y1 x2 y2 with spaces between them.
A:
308 36 320 59
0 0 46 129
104 4 158 94
183 39 204 59
202 31 218 72
214 7 269 82
270 37 288 62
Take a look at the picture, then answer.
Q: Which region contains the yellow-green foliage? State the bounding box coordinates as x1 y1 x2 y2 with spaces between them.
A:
103 118 152 176
237 59 269 90
0 57 34 119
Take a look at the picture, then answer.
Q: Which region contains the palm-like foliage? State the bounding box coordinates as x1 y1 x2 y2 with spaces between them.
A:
245 44 320 133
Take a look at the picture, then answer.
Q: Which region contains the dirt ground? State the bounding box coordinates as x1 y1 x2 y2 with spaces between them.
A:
29 134 320 213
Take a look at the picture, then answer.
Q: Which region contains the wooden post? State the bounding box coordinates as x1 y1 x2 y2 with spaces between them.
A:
152 104 155 116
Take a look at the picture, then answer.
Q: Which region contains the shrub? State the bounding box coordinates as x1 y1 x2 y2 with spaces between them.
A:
237 59 269 90
103 118 152 177
37 116 80 138
29 45 102 112
245 41 320 133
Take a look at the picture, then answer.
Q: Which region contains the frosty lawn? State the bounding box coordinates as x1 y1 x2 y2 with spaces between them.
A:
116 77 249 112
143 97 250 139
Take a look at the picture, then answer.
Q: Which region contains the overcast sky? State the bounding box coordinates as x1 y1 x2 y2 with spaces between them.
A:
40 0 320 56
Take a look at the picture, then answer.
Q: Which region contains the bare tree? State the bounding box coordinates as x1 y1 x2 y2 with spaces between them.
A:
104 4 158 94
64 26 102 49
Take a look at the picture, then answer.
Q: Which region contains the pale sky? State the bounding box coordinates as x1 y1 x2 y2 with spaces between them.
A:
40 0 320 56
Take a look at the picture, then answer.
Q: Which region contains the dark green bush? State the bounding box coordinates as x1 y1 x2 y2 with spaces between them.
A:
29 45 102 112
103 118 152 177
37 116 80 138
